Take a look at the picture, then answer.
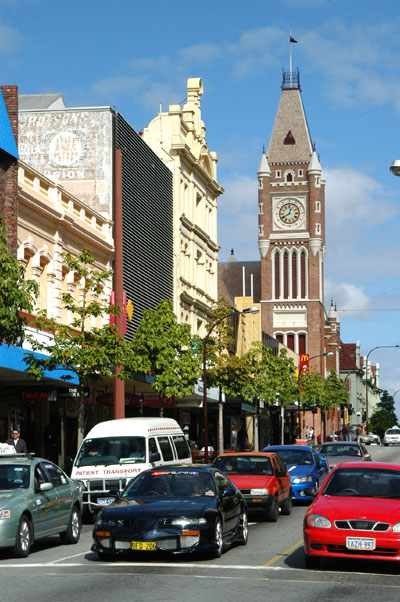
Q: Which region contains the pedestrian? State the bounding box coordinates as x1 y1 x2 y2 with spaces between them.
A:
309 426 315 443
6 427 27 453
345 423 352 441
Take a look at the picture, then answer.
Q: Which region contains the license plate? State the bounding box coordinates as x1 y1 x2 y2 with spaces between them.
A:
97 497 115 506
346 537 376 550
131 541 157 551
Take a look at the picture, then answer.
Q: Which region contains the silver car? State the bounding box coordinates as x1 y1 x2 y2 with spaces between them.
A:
318 441 371 471
383 427 400 446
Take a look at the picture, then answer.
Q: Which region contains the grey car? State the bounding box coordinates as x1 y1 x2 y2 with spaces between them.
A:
0 452 83 557
318 441 371 471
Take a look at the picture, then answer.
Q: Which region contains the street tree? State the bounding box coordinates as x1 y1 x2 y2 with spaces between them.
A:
369 390 398 437
129 299 201 415
24 248 135 449
0 218 38 345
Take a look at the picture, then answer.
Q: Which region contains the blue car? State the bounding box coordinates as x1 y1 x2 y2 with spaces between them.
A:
262 445 329 501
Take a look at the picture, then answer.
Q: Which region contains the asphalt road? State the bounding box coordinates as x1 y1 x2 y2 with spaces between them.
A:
2 444 400 602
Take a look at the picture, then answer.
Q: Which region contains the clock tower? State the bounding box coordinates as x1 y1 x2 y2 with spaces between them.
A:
258 70 327 372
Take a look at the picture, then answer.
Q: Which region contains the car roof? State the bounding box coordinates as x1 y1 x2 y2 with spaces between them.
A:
213 452 276 458
0 454 51 465
142 464 216 473
331 461 400 471
320 441 361 445
266 445 315 452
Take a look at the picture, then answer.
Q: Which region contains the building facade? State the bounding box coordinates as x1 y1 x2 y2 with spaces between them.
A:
141 78 223 338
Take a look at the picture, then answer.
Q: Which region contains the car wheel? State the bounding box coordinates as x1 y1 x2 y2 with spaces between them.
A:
13 514 32 558
212 517 224 558
60 507 82 544
238 508 248 545
266 496 279 522
280 491 292 516
305 554 321 569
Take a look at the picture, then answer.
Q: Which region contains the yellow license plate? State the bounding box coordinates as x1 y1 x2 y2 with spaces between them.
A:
131 541 157 551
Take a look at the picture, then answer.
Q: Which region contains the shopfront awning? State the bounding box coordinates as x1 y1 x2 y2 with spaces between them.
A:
0 344 79 385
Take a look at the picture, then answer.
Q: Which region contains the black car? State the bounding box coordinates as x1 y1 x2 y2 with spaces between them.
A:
92 465 248 559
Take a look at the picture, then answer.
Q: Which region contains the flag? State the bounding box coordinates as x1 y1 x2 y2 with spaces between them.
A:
290 35 298 43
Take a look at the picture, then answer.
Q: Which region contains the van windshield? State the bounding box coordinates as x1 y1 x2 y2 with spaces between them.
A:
75 436 146 467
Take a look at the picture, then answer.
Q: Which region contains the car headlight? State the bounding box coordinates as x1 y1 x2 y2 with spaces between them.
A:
250 488 269 495
292 476 313 484
171 517 207 527
0 509 10 519
393 522 400 532
306 514 331 529
95 517 125 527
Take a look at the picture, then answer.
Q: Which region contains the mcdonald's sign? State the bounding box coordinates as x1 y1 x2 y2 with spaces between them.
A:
299 353 309 375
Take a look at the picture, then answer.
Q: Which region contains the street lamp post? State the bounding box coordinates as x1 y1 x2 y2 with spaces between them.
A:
297 352 333 439
364 345 400 434
202 306 259 463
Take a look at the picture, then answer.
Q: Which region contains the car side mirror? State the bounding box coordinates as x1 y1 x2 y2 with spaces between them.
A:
40 482 53 492
150 451 161 463
222 487 236 498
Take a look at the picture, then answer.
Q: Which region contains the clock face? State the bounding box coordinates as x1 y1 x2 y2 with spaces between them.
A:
274 198 305 229
279 202 300 224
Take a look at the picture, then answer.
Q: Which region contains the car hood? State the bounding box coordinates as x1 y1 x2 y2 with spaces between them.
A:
286 464 313 478
324 456 364 467
0 490 27 505
101 497 216 517
311 495 400 521
227 474 274 489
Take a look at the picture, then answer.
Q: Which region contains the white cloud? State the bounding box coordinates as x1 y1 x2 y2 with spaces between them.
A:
178 43 220 62
92 75 148 97
0 22 22 52
325 278 371 320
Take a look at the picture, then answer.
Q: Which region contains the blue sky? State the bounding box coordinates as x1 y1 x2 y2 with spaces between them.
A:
2 0 400 411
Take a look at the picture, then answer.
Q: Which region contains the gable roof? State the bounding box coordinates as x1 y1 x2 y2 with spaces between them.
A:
339 343 359 371
19 93 65 110
0 89 18 159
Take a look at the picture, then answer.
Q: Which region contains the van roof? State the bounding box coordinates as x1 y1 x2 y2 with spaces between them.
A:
85 417 184 438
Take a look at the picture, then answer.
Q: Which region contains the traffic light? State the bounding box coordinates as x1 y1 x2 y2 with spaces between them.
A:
362 411 367 422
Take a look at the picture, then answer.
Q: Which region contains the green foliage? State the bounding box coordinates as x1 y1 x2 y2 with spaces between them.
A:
299 372 325 409
0 219 38 345
24 248 135 444
369 390 398 437
129 299 201 399
369 408 398 438
323 370 348 409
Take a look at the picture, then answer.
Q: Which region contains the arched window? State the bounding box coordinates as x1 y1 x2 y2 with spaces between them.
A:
291 252 297 298
275 334 284 344
300 251 306 298
298 334 307 355
274 252 280 299
287 334 295 351
283 251 289 299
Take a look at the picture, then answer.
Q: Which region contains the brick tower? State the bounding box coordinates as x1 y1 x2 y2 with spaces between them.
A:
257 70 327 374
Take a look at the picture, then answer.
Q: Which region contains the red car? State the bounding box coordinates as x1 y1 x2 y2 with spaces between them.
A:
212 452 292 521
304 462 400 569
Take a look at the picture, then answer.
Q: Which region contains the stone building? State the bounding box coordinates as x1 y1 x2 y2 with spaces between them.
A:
141 78 223 338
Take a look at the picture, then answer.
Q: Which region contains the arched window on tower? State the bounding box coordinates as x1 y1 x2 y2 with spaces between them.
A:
286 172 293 182
300 251 306 298
274 251 280 299
298 333 307 355
283 251 289 299
275 333 284 345
287 334 295 351
291 252 297 298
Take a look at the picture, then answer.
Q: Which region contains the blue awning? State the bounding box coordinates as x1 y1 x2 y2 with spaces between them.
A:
0 90 19 159
0 343 79 384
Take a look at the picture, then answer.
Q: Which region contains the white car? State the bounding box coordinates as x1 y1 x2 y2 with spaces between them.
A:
383 427 400 446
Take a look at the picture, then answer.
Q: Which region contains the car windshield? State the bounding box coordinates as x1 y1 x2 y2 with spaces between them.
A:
386 429 400 435
323 467 400 498
75 436 146 466
122 470 216 498
272 450 313 466
0 465 30 489
213 455 273 475
319 444 362 457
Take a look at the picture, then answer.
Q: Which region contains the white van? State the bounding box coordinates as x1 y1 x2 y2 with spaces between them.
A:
71 417 191 516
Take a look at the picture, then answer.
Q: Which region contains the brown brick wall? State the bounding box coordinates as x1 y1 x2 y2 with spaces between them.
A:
218 261 261 304
0 85 18 256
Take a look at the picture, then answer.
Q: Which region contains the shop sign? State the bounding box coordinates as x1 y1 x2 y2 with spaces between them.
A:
96 392 175 407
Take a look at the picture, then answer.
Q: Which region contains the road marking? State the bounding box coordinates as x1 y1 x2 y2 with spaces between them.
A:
50 551 87 563
0 562 289 570
263 538 303 566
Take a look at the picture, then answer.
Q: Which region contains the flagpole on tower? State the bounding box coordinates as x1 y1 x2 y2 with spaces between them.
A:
289 31 293 85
